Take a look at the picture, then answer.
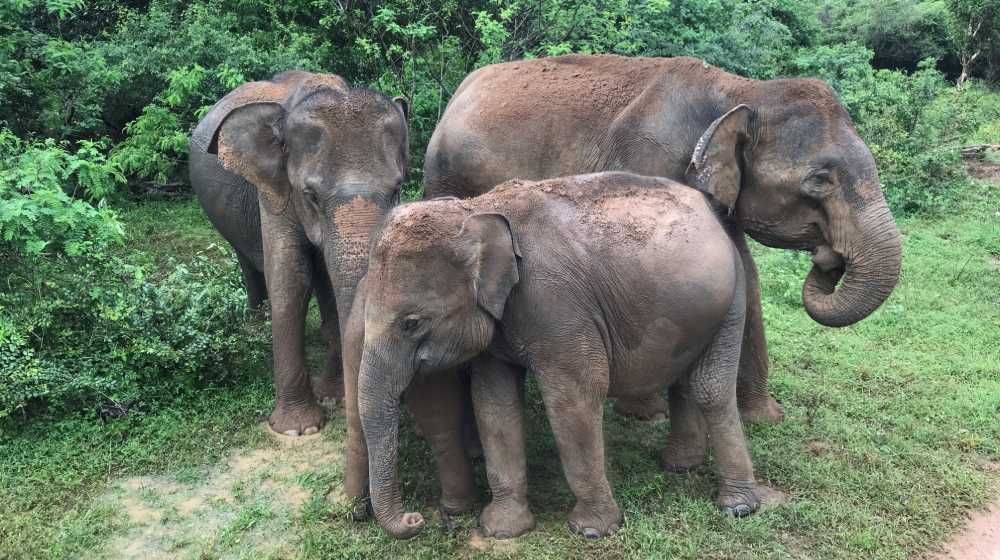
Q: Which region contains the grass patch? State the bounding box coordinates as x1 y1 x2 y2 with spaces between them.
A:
1 181 997 559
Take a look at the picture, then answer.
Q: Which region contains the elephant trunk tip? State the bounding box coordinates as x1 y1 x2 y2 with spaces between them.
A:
381 511 425 539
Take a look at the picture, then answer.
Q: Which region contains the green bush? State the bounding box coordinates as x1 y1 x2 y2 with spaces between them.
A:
0 128 124 257
0 125 267 420
0 250 269 419
789 44 1000 212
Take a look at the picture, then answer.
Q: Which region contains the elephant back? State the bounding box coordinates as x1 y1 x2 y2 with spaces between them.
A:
189 71 349 153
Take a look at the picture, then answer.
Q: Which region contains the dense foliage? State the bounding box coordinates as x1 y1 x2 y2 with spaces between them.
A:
0 0 997 419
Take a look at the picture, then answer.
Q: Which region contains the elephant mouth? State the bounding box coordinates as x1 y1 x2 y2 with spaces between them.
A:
811 245 845 272
808 245 846 294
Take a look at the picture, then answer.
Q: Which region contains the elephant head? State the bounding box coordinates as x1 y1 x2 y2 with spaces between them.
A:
355 204 518 538
687 80 901 327
198 71 409 315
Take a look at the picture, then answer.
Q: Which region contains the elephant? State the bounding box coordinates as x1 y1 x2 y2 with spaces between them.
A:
422 54 903 425
355 172 761 539
188 70 408 436
343 54 903 533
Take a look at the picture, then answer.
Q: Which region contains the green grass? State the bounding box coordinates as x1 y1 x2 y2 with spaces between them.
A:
1 181 997 559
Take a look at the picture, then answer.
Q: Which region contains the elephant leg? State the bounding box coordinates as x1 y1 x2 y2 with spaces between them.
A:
659 385 708 471
404 368 476 516
729 227 784 424
536 357 621 540
470 355 534 539
613 393 667 421
236 250 267 311
311 266 344 407
686 260 759 517
261 219 325 437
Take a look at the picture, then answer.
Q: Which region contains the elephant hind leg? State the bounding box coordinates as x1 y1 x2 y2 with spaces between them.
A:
613 393 667 421
681 256 759 517
237 250 267 311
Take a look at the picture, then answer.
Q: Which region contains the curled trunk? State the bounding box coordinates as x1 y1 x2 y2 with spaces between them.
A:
802 201 902 327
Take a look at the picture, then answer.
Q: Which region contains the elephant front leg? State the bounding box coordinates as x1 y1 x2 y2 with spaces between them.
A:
311 269 345 408
262 226 325 436
341 280 370 519
470 356 535 539
730 227 784 424
404 368 476 518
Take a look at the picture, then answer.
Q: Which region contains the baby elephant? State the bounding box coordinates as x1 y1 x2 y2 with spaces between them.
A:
355 172 758 539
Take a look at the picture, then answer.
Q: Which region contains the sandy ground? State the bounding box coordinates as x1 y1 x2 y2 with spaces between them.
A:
932 497 1000 560
97 426 344 560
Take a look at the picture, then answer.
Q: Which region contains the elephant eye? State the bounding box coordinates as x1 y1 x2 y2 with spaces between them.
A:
303 187 320 206
400 315 423 334
802 169 835 198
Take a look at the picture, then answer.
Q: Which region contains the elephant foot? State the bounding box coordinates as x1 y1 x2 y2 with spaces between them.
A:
440 490 477 518
613 394 668 422
738 395 784 425
479 499 535 539
716 479 759 518
350 494 373 522
659 440 708 473
566 501 622 540
268 399 325 437
311 375 344 408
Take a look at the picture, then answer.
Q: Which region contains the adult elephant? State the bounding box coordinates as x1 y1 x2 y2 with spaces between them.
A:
189 71 408 436
422 54 903 424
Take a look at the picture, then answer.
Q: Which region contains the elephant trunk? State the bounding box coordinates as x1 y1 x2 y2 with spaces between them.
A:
357 346 424 539
802 199 901 327
326 191 391 322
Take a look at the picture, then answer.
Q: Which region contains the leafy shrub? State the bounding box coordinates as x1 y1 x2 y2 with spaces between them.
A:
0 123 267 420
0 250 269 419
0 128 124 257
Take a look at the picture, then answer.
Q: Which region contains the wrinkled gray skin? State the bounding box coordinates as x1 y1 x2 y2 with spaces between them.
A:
357 173 759 539
425 55 903 425
189 71 408 436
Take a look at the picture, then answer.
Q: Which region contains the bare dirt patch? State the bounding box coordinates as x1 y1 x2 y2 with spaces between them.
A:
963 148 1000 184
931 495 1000 560
95 425 343 559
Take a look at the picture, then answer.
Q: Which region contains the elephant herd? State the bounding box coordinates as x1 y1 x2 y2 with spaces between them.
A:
188 54 902 540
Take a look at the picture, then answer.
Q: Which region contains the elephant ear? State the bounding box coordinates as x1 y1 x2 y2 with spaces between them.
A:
392 96 409 120
461 213 522 321
686 104 759 213
207 102 291 213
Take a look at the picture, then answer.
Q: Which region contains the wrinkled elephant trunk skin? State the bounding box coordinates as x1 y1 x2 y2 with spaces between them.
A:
325 193 388 322
802 199 902 327
358 347 423 539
